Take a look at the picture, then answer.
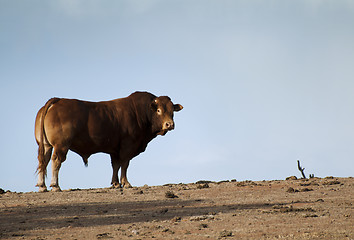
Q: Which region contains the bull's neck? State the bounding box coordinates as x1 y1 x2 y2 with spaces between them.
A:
131 98 146 130
130 98 156 138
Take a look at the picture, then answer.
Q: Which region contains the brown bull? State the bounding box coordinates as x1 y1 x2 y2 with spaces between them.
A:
35 91 183 192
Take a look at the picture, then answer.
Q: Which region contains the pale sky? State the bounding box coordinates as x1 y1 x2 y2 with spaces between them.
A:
1 0 353 192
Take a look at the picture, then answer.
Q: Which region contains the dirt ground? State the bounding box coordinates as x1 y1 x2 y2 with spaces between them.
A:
0 177 353 240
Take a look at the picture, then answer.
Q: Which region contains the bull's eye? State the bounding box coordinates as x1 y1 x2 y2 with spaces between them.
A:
157 108 162 115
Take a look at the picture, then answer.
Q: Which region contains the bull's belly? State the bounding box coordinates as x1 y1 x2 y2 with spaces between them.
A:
69 142 116 158
68 134 153 162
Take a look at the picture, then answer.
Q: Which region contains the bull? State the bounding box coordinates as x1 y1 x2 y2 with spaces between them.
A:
34 91 183 192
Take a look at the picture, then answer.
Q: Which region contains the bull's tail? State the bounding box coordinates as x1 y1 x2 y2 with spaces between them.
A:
37 97 61 176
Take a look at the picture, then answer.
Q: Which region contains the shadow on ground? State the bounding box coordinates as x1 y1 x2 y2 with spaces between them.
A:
0 197 287 234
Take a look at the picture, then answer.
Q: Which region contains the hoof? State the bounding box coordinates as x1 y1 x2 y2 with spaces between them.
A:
123 183 132 188
38 187 48 193
111 182 122 188
51 187 62 192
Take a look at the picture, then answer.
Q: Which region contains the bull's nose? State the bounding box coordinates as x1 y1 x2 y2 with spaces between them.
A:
164 121 174 130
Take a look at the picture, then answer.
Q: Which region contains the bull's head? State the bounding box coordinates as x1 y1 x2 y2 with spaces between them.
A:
151 96 183 136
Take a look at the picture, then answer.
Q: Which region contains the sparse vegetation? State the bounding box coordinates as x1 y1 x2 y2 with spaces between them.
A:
0 177 353 239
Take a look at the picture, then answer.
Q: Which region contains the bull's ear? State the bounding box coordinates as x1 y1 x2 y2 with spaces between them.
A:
174 104 183 112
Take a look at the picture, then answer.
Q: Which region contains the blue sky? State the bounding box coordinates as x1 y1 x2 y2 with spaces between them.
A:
1 1 353 192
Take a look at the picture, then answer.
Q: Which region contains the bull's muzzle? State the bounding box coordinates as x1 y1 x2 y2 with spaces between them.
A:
164 121 175 131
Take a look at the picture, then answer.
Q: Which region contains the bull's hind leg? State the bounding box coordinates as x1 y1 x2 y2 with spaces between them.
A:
50 146 68 192
110 154 121 188
36 144 53 192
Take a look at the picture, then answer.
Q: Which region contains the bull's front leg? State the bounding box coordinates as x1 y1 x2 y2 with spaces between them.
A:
110 154 121 188
120 160 132 188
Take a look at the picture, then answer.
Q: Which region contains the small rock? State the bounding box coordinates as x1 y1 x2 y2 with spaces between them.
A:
159 208 168 214
199 223 208 229
165 191 178 198
278 206 315 213
300 188 313 192
196 180 213 184
161 228 174 234
131 229 139 235
323 180 341 185
279 206 293 213
197 183 209 189
96 232 112 239
299 182 311 186
11 233 24 237
163 183 175 187
219 230 233 238
0 188 5 194
190 215 214 221
217 180 230 184
236 182 246 187
286 187 298 193
286 176 298 180
171 216 181 223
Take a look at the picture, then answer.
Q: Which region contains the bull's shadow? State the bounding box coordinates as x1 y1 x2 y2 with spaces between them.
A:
0 196 288 236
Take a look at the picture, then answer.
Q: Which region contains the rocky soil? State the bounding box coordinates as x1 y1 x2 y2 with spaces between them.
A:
0 177 353 239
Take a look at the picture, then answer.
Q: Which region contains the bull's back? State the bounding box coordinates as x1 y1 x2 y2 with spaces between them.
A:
42 99 122 154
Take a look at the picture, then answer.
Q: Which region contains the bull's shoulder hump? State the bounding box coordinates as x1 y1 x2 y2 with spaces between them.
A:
129 91 156 99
